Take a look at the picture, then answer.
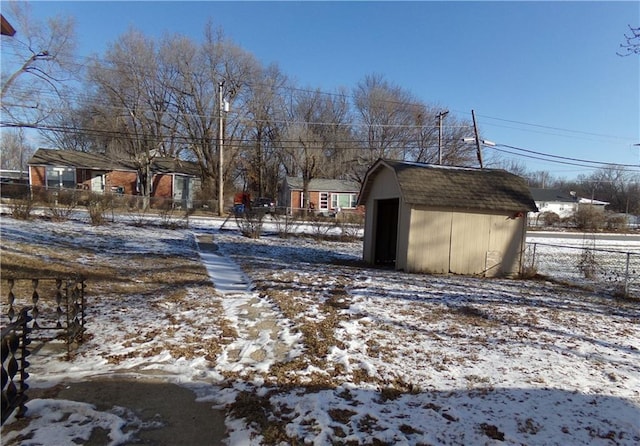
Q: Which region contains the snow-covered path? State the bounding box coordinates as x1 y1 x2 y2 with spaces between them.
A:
196 232 303 376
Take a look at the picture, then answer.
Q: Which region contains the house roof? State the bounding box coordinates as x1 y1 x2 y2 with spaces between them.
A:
529 188 577 203
29 148 134 171
358 159 538 213
28 148 199 176
285 177 360 193
1 14 16 37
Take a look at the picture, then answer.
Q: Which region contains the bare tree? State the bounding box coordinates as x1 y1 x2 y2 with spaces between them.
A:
282 88 351 209
351 74 422 182
618 25 640 56
581 165 640 214
1 1 77 126
163 24 259 208
0 127 33 173
237 63 289 198
87 28 176 208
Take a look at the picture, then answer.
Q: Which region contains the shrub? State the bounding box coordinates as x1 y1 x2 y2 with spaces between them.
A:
9 197 34 220
235 209 264 238
606 214 628 232
307 212 337 239
540 211 560 227
45 189 79 221
273 212 300 239
337 211 364 241
572 206 606 231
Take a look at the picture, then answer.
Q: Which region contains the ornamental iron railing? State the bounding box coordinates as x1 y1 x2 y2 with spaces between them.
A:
1 307 32 424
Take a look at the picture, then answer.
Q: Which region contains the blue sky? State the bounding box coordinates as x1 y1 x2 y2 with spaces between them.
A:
7 1 640 179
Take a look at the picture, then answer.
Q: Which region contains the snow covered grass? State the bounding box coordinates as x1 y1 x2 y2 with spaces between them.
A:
1 214 639 445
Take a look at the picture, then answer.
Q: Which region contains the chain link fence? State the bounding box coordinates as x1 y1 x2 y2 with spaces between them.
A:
524 241 639 298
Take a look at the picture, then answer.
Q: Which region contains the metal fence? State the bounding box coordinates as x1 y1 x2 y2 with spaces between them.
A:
524 242 639 298
1 277 86 424
4 277 86 355
1 307 32 424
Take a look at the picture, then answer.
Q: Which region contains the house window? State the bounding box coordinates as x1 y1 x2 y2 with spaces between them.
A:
319 192 329 210
45 166 75 189
331 193 357 209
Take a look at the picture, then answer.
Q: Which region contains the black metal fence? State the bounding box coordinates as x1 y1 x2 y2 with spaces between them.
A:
524 242 639 298
1 277 86 425
1 307 32 425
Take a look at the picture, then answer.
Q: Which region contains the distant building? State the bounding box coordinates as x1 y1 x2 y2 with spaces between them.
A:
279 177 361 215
27 148 201 208
529 188 609 226
529 188 579 219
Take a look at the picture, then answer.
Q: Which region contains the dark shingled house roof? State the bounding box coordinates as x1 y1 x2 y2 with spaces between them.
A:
29 148 134 171
529 187 577 203
358 159 538 213
29 148 199 176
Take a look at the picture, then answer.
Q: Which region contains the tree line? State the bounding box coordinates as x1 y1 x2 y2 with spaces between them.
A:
1 2 638 215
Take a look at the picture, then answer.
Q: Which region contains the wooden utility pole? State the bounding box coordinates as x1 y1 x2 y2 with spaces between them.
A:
436 110 449 165
471 109 483 168
218 81 224 216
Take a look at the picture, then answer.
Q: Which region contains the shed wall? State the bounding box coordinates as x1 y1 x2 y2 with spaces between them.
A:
405 208 452 274
404 207 525 277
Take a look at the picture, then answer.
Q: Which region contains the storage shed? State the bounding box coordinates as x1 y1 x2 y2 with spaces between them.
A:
358 159 538 277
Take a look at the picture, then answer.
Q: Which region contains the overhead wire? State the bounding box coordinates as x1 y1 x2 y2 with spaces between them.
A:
3 41 636 173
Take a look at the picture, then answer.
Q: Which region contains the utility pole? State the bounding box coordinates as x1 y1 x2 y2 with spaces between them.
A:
471 109 483 168
436 110 449 165
217 81 225 216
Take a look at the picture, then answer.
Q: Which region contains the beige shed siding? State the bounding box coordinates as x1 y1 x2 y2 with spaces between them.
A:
449 211 491 275
405 207 452 274
403 207 525 277
362 167 402 264
487 214 526 277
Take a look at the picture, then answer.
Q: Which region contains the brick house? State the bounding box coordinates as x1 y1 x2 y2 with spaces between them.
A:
279 177 362 216
28 149 201 207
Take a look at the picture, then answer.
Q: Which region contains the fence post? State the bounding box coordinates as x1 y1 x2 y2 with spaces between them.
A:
531 243 537 269
624 252 631 297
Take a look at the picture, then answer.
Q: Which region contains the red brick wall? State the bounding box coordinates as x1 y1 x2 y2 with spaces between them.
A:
152 174 173 199
107 171 137 195
29 166 45 187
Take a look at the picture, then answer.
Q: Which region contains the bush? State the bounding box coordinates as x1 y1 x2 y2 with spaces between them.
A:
9 197 34 220
45 189 79 221
606 214 628 232
337 211 364 241
540 211 560 227
572 206 606 231
273 212 300 239
235 210 265 238
86 193 115 225
307 212 337 239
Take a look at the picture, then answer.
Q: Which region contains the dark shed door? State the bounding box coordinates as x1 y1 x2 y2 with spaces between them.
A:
374 198 399 265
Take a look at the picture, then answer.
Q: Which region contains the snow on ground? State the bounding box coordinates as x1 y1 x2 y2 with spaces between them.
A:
1 214 639 445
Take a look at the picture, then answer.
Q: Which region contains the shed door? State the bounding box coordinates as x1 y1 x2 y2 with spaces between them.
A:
374 198 399 265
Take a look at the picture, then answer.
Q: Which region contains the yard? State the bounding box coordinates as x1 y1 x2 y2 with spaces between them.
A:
1 214 639 445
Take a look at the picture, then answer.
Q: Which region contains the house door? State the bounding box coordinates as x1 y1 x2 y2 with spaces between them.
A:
374 198 399 265
90 173 105 192
173 176 191 208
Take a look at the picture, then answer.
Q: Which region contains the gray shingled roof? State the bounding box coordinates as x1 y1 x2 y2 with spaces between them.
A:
529 187 577 203
286 177 360 193
29 148 134 171
29 148 199 176
359 159 538 213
